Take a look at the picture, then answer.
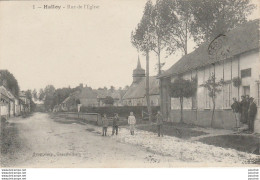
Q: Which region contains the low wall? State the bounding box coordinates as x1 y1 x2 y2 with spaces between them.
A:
55 112 128 126
169 109 236 129
56 112 100 122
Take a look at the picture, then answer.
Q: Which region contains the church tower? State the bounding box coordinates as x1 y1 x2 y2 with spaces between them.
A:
133 56 145 83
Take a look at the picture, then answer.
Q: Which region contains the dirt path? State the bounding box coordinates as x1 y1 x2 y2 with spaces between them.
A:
2 113 182 167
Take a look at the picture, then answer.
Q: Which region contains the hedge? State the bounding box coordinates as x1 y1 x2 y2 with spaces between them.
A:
69 106 160 119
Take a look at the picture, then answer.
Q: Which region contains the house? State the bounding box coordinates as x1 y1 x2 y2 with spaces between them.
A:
159 19 260 130
6 89 15 117
60 91 81 111
78 87 99 107
0 86 12 119
122 57 160 106
95 89 123 106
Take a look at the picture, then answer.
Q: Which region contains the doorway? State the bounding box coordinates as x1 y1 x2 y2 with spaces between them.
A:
243 86 250 96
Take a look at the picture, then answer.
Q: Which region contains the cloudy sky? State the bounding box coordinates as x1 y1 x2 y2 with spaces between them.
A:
0 0 259 91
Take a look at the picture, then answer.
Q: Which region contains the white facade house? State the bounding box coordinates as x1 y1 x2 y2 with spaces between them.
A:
160 20 260 131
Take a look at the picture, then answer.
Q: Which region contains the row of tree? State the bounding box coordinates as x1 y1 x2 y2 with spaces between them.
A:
131 0 255 122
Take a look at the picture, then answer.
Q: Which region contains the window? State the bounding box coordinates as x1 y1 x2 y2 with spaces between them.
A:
223 83 232 108
241 68 251 78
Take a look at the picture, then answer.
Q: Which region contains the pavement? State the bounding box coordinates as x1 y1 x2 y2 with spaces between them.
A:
1 112 259 168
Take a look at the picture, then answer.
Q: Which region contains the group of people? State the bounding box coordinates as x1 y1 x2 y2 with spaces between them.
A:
101 111 164 137
101 113 119 136
231 95 257 133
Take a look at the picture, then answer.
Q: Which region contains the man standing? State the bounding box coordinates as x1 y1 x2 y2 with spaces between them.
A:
248 97 257 133
231 98 241 130
112 113 119 135
240 96 247 124
156 111 164 137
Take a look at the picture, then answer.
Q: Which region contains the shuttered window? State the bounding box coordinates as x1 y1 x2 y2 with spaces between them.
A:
241 68 251 78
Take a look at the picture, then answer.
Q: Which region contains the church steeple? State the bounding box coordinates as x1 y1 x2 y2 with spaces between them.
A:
133 55 145 83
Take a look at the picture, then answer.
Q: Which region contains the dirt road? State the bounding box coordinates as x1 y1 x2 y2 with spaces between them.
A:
1 113 181 167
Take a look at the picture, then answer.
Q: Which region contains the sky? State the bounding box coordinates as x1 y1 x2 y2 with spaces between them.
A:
0 0 259 92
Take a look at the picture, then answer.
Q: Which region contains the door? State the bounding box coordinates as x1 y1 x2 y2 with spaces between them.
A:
243 86 250 96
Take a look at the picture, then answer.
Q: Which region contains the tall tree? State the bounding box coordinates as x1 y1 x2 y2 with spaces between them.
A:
151 0 177 74
0 70 20 96
162 0 194 56
190 0 256 44
131 0 155 122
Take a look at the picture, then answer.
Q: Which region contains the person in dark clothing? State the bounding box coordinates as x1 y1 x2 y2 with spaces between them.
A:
240 96 248 124
156 111 163 137
231 98 241 130
248 97 257 133
112 113 119 135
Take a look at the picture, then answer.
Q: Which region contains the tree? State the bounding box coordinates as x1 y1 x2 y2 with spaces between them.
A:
160 0 194 56
43 85 56 111
103 96 114 106
123 85 129 91
110 86 115 92
170 77 197 123
0 70 20 96
32 89 38 100
190 0 256 44
38 88 45 101
25 90 36 112
150 0 178 74
201 73 223 127
131 0 155 122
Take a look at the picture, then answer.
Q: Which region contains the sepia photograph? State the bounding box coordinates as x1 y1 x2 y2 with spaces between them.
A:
0 0 260 170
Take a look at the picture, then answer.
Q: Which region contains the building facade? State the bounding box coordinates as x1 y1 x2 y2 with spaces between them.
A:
160 20 260 131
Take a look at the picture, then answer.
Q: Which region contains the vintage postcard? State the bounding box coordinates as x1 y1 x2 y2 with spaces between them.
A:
0 0 260 169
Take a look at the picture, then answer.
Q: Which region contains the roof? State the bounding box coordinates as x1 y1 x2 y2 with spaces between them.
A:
95 89 121 99
0 86 11 98
79 87 97 99
122 76 159 99
0 86 15 100
160 19 260 78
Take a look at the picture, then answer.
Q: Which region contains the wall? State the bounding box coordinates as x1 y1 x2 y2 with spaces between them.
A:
163 50 260 130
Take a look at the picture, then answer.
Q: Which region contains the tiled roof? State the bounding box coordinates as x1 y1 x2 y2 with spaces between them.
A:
122 76 159 99
160 19 260 78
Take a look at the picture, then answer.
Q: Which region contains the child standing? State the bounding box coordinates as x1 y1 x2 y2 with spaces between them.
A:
112 113 119 135
102 114 109 136
128 112 136 135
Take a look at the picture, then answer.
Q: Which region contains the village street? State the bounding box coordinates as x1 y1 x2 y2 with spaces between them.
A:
1 112 259 168
1 113 182 168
